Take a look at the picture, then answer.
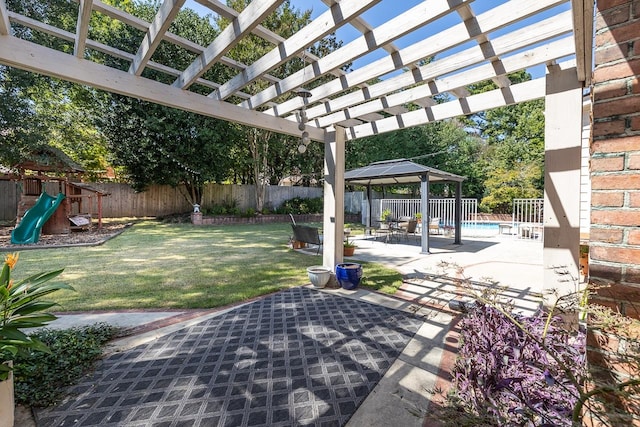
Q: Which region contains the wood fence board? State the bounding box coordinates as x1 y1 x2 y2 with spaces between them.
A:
0 181 340 220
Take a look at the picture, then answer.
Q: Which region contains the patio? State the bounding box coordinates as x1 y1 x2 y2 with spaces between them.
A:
33 235 544 427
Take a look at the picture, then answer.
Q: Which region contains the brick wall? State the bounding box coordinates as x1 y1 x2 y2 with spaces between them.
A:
591 0 640 318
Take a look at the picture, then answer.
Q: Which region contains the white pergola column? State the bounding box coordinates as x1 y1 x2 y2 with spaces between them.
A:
323 126 346 270
543 65 583 297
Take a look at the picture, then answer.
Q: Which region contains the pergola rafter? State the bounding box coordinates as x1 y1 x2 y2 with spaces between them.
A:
314 36 575 130
348 74 548 139
173 0 284 90
301 10 574 128
129 0 186 76
214 0 381 100
74 0 93 58
242 0 471 110
0 0 9 36
263 0 568 123
195 0 373 101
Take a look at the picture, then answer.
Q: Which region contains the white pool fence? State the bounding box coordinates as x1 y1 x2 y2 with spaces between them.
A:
360 198 545 238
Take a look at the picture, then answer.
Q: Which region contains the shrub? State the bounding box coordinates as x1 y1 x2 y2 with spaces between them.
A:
207 197 240 216
451 303 586 426
13 323 120 407
275 197 323 214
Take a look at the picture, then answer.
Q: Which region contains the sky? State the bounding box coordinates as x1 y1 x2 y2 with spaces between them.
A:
183 0 573 81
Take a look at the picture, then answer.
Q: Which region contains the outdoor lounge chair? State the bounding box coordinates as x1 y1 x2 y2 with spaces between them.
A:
398 219 418 240
429 217 442 235
291 224 323 254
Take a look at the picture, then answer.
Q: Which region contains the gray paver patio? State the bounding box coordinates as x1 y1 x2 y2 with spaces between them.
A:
35 233 544 427
36 287 423 427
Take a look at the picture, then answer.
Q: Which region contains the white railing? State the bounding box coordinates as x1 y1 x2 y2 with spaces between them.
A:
512 198 544 225
365 198 478 227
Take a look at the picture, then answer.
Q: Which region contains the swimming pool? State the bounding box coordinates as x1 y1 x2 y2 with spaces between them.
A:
461 221 503 230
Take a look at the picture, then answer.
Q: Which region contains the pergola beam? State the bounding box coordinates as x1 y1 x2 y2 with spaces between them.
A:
129 0 185 76
74 0 93 58
571 0 594 84
215 0 381 100
264 0 567 119
0 0 9 35
0 35 325 141
6 12 267 104
243 0 470 110
174 0 283 90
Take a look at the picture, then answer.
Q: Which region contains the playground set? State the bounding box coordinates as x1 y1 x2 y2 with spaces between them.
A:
5 147 108 245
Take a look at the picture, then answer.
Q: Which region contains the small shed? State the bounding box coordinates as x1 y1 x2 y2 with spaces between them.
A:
345 159 465 254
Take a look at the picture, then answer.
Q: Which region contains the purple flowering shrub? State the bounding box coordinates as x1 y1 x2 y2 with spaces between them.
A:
451 303 587 426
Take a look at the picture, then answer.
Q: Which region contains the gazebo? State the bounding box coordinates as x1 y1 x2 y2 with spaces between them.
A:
1 0 624 298
345 159 465 253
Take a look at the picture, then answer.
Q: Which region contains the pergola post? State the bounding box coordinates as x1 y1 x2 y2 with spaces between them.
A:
543 65 583 298
323 126 346 271
420 174 430 254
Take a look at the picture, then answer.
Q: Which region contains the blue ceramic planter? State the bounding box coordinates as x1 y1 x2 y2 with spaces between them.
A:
335 263 362 290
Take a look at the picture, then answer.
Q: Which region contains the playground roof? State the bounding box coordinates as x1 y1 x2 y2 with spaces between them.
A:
344 159 465 186
0 0 593 142
16 146 85 174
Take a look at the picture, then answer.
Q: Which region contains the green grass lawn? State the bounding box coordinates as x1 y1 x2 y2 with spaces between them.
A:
8 220 403 312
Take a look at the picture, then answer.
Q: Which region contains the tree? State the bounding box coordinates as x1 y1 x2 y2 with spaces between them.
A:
0 0 110 174
98 95 237 205
345 120 486 198
0 68 48 166
92 1 239 205
467 71 545 212
219 0 343 212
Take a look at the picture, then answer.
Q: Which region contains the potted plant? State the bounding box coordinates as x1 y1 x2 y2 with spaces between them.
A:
306 266 331 288
343 237 357 256
579 244 589 277
379 209 393 230
0 253 73 427
335 263 363 290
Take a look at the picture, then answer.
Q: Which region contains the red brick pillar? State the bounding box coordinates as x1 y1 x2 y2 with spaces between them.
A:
590 0 640 318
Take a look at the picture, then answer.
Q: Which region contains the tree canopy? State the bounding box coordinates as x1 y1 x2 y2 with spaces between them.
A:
0 0 547 214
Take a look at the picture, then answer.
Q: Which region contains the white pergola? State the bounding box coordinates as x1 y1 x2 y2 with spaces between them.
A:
0 0 594 295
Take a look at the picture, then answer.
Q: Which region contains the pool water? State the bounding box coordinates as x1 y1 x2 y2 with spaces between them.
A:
461 221 503 230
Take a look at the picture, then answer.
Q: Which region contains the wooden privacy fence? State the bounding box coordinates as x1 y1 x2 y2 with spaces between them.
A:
0 180 18 221
0 182 331 220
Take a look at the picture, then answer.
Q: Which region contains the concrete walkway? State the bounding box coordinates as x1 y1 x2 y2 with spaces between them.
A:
35 233 543 427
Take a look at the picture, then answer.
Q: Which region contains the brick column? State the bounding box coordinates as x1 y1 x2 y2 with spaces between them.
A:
590 0 640 318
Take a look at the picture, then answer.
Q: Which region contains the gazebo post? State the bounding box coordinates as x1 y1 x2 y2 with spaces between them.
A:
454 180 462 245
420 173 430 254
366 185 372 235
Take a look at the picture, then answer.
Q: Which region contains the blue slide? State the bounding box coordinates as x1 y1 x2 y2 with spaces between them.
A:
11 192 66 244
